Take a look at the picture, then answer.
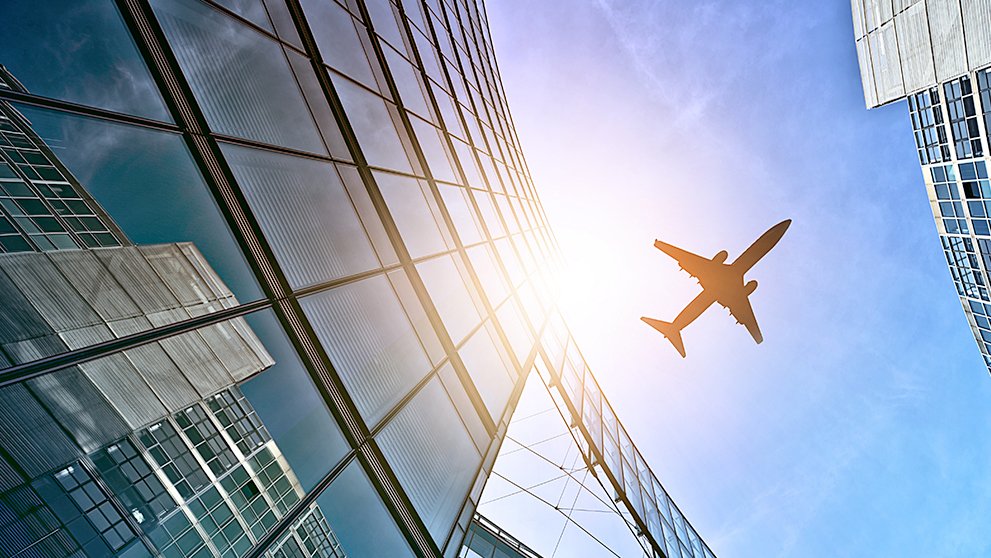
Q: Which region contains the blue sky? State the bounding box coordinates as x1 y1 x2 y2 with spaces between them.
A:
484 0 991 556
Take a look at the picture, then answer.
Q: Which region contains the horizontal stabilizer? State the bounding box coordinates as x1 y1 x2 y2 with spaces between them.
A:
641 317 686 358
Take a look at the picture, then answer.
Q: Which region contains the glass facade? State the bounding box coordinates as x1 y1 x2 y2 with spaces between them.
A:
905 68 991 373
853 4 991 378
460 514 541 558
0 1 714 557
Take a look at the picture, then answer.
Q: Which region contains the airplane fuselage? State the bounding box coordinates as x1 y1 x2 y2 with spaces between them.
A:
642 219 790 357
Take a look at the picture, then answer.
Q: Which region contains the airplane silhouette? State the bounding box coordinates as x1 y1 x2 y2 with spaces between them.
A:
641 220 791 357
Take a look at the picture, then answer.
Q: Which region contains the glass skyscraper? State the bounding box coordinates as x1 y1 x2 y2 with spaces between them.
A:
852 0 991 373
0 1 715 556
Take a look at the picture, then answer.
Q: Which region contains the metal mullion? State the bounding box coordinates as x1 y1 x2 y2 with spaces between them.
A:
387 0 533 385
282 1 448 555
357 440 438 556
0 89 182 134
352 1 547 553
350 0 503 434
242 451 358 558
208 130 351 167
0 297 271 389
440 306 554 552
365 355 453 439
435 0 535 288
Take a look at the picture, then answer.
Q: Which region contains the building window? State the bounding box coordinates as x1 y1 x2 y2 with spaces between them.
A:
175 403 239 477
91 438 178 525
977 69 991 150
52 463 140 553
138 420 211 500
267 505 346 558
944 76 983 159
908 88 950 165
941 235 988 301
932 165 970 234
249 446 301 516
218 464 279 540
968 296 991 360
188 486 252 557
0 106 124 251
207 387 271 456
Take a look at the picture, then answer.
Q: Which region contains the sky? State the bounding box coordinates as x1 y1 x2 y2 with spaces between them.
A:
481 1 991 556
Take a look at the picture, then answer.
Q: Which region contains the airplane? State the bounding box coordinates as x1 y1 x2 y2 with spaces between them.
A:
641 219 791 357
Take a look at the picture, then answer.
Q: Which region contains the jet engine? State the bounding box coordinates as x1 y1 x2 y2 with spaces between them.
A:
745 280 758 294
712 250 729 264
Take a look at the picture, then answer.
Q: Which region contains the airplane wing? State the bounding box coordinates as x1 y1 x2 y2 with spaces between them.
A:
722 291 763 344
730 220 791 273
653 239 711 280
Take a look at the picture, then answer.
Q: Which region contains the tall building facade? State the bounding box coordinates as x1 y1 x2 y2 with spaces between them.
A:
853 0 991 373
0 1 715 557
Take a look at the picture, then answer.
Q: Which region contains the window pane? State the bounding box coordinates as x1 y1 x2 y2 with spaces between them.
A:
467 244 509 306
458 322 515 423
300 275 432 427
309 461 415 557
416 254 482 344
377 377 481 545
0 104 260 367
152 0 326 154
239 311 349 492
438 183 484 244
221 142 379 289
384 45 431 118
333 77 412 172
412 116 459 184
300 0 380 89
0 309 344 556
0 0 171 121
496 298 533 364
375 171 448 258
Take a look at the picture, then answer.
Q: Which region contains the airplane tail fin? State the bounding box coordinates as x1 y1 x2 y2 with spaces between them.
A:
641 317 686 358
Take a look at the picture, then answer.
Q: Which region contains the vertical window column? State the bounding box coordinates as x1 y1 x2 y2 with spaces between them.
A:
944 76 983 159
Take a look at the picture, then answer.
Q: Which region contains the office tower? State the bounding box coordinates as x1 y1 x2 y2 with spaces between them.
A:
852 1 991 373
0 1 715 557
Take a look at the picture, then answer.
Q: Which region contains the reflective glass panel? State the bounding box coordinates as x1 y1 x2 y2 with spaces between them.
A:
416 254 482 344
300 274 432 427
438 184 485 245
300 0 379 89
377 377 481 545
152 0 326 154
0 0 171 121
221 142 379 289
457 322 515 423
0 308 345 557
0 104 260 368
375 171 449 258
333 77 412 172
309 461 415 557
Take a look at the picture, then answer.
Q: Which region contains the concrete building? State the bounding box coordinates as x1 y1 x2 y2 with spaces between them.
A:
853 0 991 373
